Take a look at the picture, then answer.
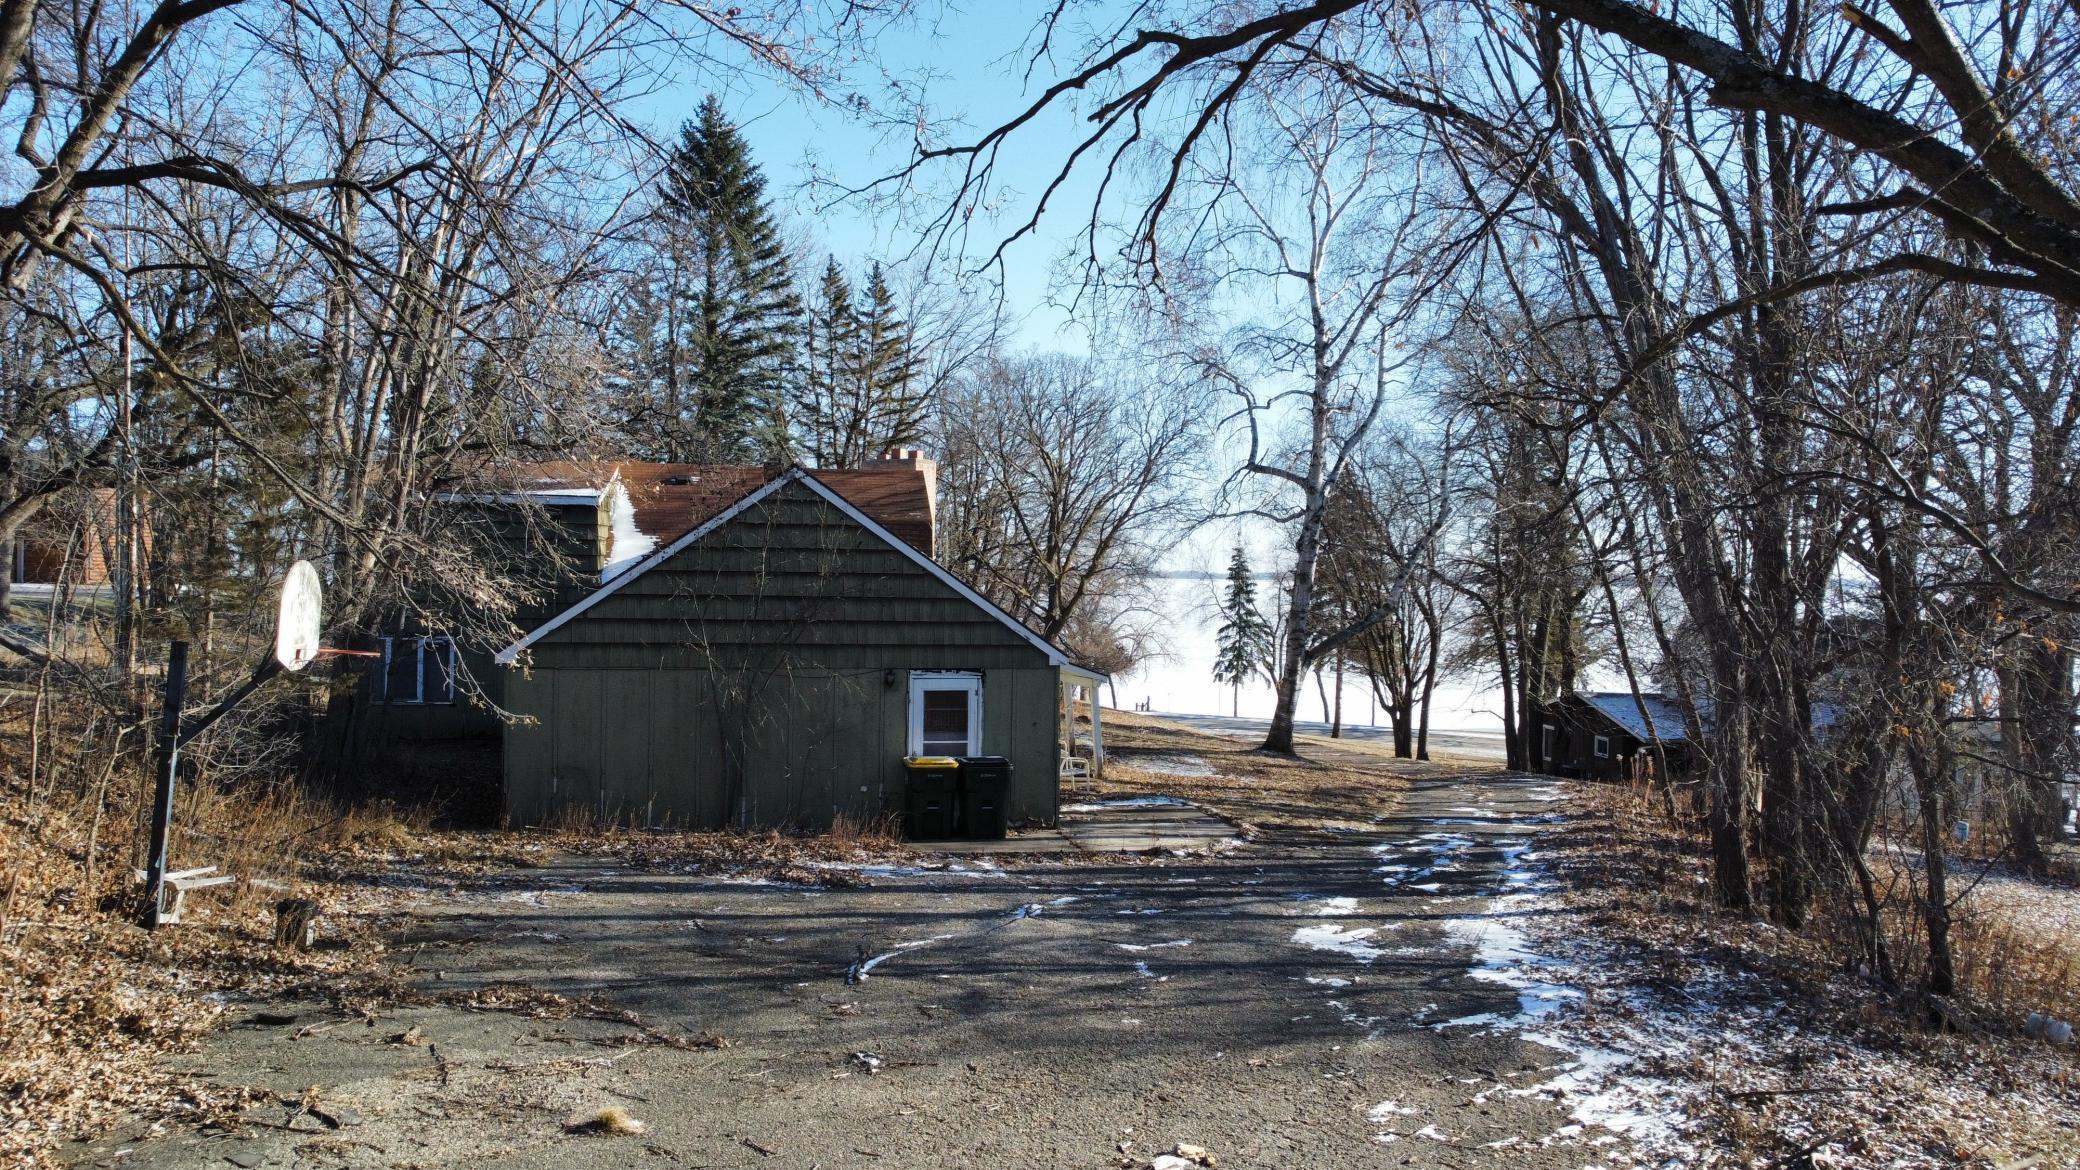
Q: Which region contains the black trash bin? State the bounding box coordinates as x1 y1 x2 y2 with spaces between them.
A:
956 755 1012 840
901 756 961 839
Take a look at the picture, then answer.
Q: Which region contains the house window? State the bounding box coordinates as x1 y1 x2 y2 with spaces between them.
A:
377 636 457 705
1541 723 1557 762
1593 735 1612 759
909 671 982 756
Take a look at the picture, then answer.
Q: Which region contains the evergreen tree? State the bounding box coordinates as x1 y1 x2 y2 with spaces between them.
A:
789 258 928 466
852 262 926 456
795 258 859 467
1213 546 1274 717
643 95 800 461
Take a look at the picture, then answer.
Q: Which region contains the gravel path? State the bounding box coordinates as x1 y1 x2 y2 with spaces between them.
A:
72 774 1636 1170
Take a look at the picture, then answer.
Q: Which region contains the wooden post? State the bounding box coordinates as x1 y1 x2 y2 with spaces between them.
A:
141 640 188 930
1089 682 1105 779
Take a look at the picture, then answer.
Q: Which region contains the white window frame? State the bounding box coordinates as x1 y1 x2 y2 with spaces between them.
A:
1593 734 1612 759
378 635 457 706
908 670 982 757
1541 723 1557 762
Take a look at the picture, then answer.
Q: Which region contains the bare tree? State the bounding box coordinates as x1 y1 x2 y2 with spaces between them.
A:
1318 430 1456 757
1176 63 1437 753
934 352 1203 657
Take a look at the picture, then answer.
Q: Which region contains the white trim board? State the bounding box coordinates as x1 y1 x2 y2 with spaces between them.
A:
495 467 1104 679
908 670 983 756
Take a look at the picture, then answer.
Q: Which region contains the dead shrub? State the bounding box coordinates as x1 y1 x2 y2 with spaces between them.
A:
827 811 901 849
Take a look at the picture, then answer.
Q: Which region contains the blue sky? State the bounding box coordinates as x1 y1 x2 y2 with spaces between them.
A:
623 8 1521 727
645 4 1120 352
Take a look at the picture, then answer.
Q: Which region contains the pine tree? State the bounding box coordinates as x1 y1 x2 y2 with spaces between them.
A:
648 95 801 461
796 258 859 468
1213 546 1273 717
852 262 926 457
789 259 928 467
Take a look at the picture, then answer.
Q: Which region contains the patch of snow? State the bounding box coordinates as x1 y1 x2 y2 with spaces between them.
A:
1438 898 1585 1028
1114 752 1216 777
1113 939 1193 952
1291 922 1396 963
805 861 941 879
599 480 656 581
1060 796 1194 812
1373 831 1476 889
1304 976 1352 988
1367 1101 1419 1122
853 933 956 980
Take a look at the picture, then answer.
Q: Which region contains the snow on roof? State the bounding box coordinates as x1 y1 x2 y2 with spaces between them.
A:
598 480 656 582
1580 692 1691 743
433 488 603 506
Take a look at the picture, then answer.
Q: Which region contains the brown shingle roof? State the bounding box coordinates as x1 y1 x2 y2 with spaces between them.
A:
506 461 935 555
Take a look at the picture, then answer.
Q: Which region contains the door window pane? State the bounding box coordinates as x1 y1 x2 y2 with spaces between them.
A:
383 638 419 703
921 689 970 755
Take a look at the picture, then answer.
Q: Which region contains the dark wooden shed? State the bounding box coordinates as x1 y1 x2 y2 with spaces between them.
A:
1534 691 1694 781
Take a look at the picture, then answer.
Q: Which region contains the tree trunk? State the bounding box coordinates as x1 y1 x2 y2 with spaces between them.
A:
2001 638 2076 867
1495 613 1521 770
1706 661 1755 913
1330 653 1343 738
1265 527 1323 754
1909 736 1957 997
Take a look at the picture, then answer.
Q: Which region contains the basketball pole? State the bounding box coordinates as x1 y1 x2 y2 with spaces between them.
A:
141 646 287 931
142 641 188 931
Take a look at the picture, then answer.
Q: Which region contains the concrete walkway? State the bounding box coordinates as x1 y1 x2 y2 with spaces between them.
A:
899 799 1241 856
1058 800 1241 852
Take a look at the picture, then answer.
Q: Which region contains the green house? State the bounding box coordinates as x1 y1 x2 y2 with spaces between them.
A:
493 465 1106 830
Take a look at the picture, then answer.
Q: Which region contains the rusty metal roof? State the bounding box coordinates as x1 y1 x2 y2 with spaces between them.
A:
506 460 934 555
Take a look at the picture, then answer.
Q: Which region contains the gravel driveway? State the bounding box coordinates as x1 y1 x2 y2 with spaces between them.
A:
73 773 1625 1169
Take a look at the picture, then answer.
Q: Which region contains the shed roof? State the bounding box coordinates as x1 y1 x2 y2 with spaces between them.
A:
1578 692 1692 743
494 468 1100 679
498 460 935 555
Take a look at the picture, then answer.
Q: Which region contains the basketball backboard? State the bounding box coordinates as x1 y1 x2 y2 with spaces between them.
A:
274 560 322 672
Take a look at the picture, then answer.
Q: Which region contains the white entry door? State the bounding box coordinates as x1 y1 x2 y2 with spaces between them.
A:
909 671 982 757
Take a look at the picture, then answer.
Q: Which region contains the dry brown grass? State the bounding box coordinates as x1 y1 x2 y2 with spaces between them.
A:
827 810 901 850
1086 709 1497 833
564 1104 647 1135
1555 776 2080 1032
1537 778 2080 1167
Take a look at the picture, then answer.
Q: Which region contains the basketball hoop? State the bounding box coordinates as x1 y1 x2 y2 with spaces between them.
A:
274 560 321 673
146 558 326 930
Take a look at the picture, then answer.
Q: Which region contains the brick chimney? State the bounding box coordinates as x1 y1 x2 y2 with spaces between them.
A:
868 447 938 554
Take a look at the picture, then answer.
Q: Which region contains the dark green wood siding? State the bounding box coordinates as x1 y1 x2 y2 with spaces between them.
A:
504 479 1063 829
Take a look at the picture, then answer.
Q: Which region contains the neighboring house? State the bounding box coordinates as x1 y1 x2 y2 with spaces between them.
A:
1533 691 1695 781
9 486 121 587
357 450 1105 831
